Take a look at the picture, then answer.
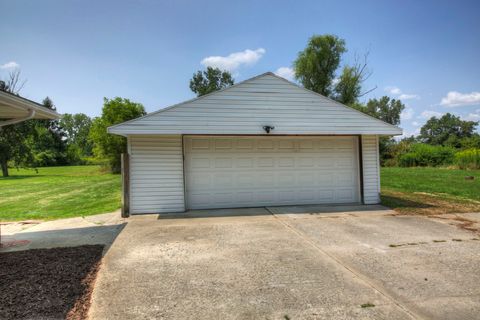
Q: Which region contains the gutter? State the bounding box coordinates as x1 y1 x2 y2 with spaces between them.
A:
0 108 36 128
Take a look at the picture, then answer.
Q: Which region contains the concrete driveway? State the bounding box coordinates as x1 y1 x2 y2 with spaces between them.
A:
90 205 480 320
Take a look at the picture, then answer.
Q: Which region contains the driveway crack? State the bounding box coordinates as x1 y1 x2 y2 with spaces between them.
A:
265 207 424 320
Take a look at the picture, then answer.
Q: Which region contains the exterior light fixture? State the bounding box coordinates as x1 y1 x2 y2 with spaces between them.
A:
263 125 275 133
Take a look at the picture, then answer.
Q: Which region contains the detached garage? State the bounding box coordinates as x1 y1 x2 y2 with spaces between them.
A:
108 72 402 214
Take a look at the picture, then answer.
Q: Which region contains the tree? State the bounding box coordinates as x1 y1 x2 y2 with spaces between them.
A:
333 54 374 106
0 123 33 176
24 97 67 167
89 97 146 173
419 113 478 146
0 70 27 94
60 113 93 157
189 67 234 96
351 96 405 165
294 34 346 96
0 70 31 176
361 96 405 126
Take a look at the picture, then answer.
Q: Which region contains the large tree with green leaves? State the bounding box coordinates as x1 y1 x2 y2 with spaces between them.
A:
419 113 478 147
89 97 146 173
294 34 346 97
60 113 93 159
294 35 373 106
0 123 33 177
189 67 234 96
363 96 405 126
25 97 67 167
0 70 32 176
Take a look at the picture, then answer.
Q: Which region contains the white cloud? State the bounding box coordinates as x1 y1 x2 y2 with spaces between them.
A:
419 110 443 119
201 48 266 72
397 127 421 140
385 86 401 95
400 107 414 120
464 109 480 121
440 91 480 107
0 61 19 70
275 67 294 81
385 86 419 100
412 121 420 126
399 93 419 100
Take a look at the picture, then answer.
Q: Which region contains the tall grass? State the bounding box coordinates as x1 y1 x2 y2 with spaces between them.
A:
398 144 456 167
456 149 480 169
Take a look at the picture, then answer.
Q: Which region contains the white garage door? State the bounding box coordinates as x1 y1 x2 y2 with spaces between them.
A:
184 136 360 209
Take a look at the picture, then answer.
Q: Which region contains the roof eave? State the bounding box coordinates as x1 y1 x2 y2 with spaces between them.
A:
0 91 61 119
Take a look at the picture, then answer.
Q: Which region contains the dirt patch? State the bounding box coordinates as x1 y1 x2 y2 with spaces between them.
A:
381 190 480 216
429 214 480 234
0 245 104 320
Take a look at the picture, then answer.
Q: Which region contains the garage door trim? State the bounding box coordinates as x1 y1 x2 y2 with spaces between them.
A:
183 135 362 210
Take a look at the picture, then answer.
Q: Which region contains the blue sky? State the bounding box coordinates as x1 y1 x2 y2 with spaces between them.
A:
1 0 479 137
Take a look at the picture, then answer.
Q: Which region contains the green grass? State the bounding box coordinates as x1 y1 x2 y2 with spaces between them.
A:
381 167 480 215
2 165 478 221
0 166 121 222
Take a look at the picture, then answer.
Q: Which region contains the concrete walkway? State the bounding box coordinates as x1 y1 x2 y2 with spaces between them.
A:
0 211 126 253
90 205 480 320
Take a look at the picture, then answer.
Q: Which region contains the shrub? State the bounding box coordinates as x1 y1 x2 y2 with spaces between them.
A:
456 149 480 169
398 144 455 167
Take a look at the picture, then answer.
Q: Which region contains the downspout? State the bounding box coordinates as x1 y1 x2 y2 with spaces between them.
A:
0 108 36 128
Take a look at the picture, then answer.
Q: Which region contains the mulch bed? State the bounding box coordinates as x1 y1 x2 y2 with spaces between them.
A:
0 245 104 320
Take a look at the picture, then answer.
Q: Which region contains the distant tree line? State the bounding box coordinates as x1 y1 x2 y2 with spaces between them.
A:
0 70 145 176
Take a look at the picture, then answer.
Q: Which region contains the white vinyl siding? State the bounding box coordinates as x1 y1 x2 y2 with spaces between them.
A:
362 135 381 204
109 74 402 136
129 135 185 214
184 136 360 209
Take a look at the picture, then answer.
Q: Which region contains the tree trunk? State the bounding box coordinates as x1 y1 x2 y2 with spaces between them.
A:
0 158 8 177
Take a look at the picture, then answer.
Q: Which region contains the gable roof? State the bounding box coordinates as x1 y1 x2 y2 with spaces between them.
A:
108 72 402 136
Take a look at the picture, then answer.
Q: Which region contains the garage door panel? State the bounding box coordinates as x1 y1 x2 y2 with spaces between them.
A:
278 190 296 202
298 157 315 168
236 191 254 203
214 158 233 168
236 139 254 149
298 189 316 201
257 139 274 149
255 191 275 203
191 157 210 168
336 157 354 168
336 172 356 184
189 193 210 207
214 139 232 150
336 188 356 201
318 190 335 201
190 173 211 188
278 157 295 167
257 173 274 187
278 140 295 149
278 173 295 185
257 157 275 167
213 173 233 187
185 136 360 209
237 174 255 187
191 138 210 150
317 157 335 168
297 173 316 186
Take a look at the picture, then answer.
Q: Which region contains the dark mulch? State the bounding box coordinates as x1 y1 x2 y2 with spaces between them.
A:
0 245 104 320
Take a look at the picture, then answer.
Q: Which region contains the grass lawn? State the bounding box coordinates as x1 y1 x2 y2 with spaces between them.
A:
381 167 480 215
0 166 121 222
2 165 479 221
